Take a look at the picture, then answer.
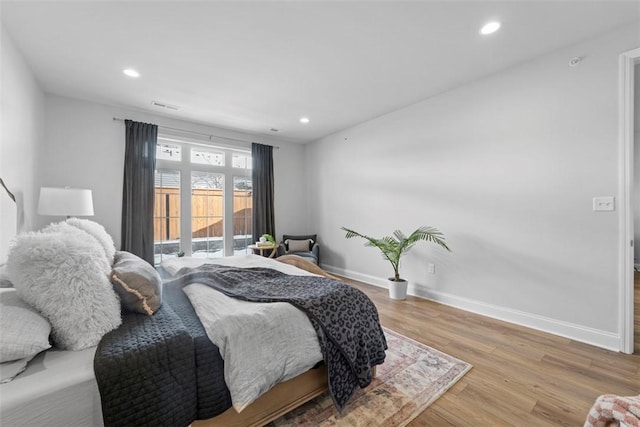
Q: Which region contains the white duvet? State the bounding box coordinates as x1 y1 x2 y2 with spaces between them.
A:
161 255 323 413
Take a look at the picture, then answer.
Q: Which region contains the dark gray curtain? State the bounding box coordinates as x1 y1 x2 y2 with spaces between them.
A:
252 143 275 241
121 120 158 264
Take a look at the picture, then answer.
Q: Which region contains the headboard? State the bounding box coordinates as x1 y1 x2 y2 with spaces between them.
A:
0 178 17 263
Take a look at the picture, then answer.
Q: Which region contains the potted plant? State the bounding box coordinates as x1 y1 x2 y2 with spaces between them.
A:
260 233 276 245
341 226 451 300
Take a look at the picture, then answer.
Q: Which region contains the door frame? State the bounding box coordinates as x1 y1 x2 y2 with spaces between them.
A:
619 47 640 354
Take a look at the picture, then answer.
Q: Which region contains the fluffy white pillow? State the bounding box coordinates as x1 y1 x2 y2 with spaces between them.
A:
7 227 122 350
65 218 116 264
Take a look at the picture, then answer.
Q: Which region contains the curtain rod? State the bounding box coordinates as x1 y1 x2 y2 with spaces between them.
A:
112 117 279 149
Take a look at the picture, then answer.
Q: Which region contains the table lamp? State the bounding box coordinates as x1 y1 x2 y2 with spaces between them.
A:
37 187 94 218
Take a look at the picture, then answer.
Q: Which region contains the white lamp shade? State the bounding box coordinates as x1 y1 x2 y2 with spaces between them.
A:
37 187 94 217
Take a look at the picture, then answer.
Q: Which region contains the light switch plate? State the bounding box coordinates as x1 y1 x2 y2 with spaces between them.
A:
593 196 615 211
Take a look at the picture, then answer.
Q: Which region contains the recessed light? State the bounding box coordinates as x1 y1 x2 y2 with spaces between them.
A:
299 117 310 124
480 21 501 35
123 68 140 78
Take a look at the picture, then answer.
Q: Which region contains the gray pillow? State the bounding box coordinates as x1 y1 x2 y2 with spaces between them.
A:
0 290 51 363
111 251 162 315
7 226 122 351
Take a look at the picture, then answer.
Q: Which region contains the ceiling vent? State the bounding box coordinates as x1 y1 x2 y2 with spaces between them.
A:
151 101 180 111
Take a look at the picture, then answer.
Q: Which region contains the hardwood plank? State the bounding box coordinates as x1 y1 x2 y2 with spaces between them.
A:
337 277 640 426
634 272 639 354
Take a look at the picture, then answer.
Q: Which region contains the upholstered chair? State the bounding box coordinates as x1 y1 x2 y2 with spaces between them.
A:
276 234 320 264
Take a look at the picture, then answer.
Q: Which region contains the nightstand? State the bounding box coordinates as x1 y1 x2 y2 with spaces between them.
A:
248 244 278 258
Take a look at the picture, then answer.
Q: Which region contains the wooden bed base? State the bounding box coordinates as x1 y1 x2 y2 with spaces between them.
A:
193 365 328 427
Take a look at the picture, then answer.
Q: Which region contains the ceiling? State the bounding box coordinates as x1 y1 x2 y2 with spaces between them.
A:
2 1 639 143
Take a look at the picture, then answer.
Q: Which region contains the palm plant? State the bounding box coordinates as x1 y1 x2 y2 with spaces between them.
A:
341 226 451 282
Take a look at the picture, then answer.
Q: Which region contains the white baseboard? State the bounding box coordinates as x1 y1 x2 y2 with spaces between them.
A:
322 264 622 352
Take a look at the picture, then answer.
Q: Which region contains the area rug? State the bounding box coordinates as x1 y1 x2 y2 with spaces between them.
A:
270 327 472 427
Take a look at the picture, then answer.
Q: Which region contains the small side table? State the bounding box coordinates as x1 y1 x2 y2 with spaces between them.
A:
248 244 278 258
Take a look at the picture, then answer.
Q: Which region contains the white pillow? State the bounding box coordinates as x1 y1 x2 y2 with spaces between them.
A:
7 227 122 350
286 239 313 253
0 289 51 363
0 357 34 384
66 218 116 264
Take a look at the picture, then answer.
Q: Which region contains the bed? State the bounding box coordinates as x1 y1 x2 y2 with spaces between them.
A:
0 220 387 427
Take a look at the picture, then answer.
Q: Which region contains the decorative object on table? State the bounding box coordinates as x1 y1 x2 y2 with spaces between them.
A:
258 233 276 247
277 234 320 264
269 327 471 427
37 187 94 218
341 225 450 300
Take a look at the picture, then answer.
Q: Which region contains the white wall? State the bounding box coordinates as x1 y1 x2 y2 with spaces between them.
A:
40 95 308 249
308 24 639 350
0 24 45 261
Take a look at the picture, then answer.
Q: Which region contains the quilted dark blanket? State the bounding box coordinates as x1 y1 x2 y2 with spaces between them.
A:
94 302 197 426
94 281 232 427
167 265 388 411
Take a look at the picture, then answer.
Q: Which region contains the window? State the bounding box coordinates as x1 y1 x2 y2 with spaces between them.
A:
233 177 253 252
191 148 224 166
156 142 182 161
154 170 181 264
232 152 252 169
154 137 252 265
191 171 224 258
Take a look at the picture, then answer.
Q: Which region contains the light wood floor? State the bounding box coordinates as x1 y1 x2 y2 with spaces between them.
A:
343 278 640 426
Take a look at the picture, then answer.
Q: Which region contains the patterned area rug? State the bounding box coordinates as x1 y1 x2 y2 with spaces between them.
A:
271 327 472 427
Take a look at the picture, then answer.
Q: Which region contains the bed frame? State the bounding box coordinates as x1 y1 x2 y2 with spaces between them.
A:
194 365 328 427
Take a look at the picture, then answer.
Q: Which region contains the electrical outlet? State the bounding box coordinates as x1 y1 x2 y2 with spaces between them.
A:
428 263 435 274
593 196 614 212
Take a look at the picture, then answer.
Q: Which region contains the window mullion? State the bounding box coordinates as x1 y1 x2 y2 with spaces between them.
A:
180 147 192 257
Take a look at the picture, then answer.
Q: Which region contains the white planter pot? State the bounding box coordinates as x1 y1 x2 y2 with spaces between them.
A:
388 279 408 300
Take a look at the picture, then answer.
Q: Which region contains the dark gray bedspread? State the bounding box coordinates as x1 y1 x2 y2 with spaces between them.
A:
94 280 232 427
166 265 388 411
